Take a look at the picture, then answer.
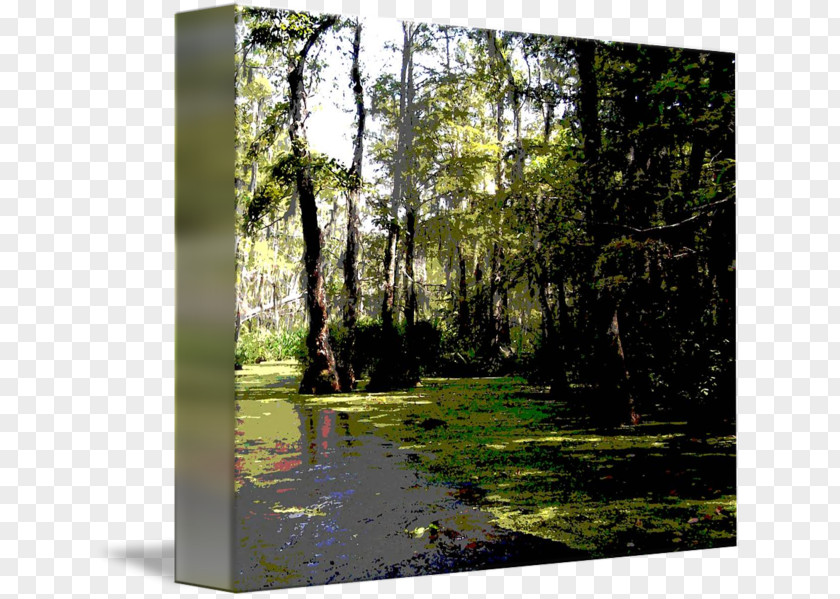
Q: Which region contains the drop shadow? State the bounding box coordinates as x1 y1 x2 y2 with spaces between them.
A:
106 540 175 580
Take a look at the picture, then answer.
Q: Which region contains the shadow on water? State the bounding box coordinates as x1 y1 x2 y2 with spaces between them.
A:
233 363 583 591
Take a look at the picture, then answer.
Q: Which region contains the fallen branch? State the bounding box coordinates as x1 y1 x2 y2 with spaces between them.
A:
240 293 304 323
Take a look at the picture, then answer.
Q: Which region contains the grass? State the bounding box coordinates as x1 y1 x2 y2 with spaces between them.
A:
236 360 736 557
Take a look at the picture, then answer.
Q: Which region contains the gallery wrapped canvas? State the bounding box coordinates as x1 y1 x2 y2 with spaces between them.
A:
176 4 735 592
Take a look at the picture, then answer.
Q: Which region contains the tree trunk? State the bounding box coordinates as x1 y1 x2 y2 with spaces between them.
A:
456 244 469 340
234 232 243 350
339 21 365 392
555 280 572 382
381 223 400 334
500 280 510 345
606 307 637 424
380 24 414 340
487 35 504 352
403 209 417 332
575 40 602 219
488 242 499 351
403 208 420 384
708 53 736 338
234 86 263 352
488 99 510 351
288 18 340 395
537 274 557 353
234 291 242 346
371 23 416 390
485 31 514 356
472 259 485 337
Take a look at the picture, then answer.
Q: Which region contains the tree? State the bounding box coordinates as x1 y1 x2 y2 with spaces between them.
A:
242 8 342 393
549 40 736 425
368 22 421 390
338 20 366 391
287 16 342 394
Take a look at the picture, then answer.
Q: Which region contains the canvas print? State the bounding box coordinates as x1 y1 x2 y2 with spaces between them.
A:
232 5 735 590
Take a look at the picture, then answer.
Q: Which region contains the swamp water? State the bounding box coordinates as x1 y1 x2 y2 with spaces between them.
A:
234 361 735 589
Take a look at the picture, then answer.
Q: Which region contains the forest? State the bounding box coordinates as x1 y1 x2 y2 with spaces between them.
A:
235 8 734 427
232 7 735 586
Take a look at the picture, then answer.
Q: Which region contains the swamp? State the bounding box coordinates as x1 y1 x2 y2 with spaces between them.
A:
233 5 735 589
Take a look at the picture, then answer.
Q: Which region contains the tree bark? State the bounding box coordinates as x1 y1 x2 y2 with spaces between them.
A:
456 244 469 340
403 209 417 332
403 208 420 384
339 21 366 392
288 17 341 395
472 259 485 337
606 307 637 423
381 223 400 333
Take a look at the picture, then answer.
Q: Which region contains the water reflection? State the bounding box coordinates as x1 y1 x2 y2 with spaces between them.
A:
233 363 579 591
234 399 304 491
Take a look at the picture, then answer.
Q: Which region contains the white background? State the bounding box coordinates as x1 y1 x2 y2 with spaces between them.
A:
1 0 837 597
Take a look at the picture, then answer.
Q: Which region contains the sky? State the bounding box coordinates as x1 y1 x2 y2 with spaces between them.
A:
305 16 404 174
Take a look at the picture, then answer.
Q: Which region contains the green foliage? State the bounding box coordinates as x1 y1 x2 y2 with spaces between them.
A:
410 321 444 374
245 103 290 163
241 7 326 49
328 318 381 378
329 319 447 380
236 327 306 366
245 179 287 233
594 237 669 294
245 151 357 233
241 74 273 100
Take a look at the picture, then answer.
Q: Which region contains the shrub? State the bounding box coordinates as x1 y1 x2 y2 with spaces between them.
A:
408 320 443 376
235 327 306 366
329 318 446 381
328 318 383 379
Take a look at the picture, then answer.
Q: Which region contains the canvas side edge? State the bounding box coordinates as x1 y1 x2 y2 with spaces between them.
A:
174 5 236 592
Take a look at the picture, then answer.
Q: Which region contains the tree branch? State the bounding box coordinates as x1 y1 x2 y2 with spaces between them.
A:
549 194 734 238
240 293 304 323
